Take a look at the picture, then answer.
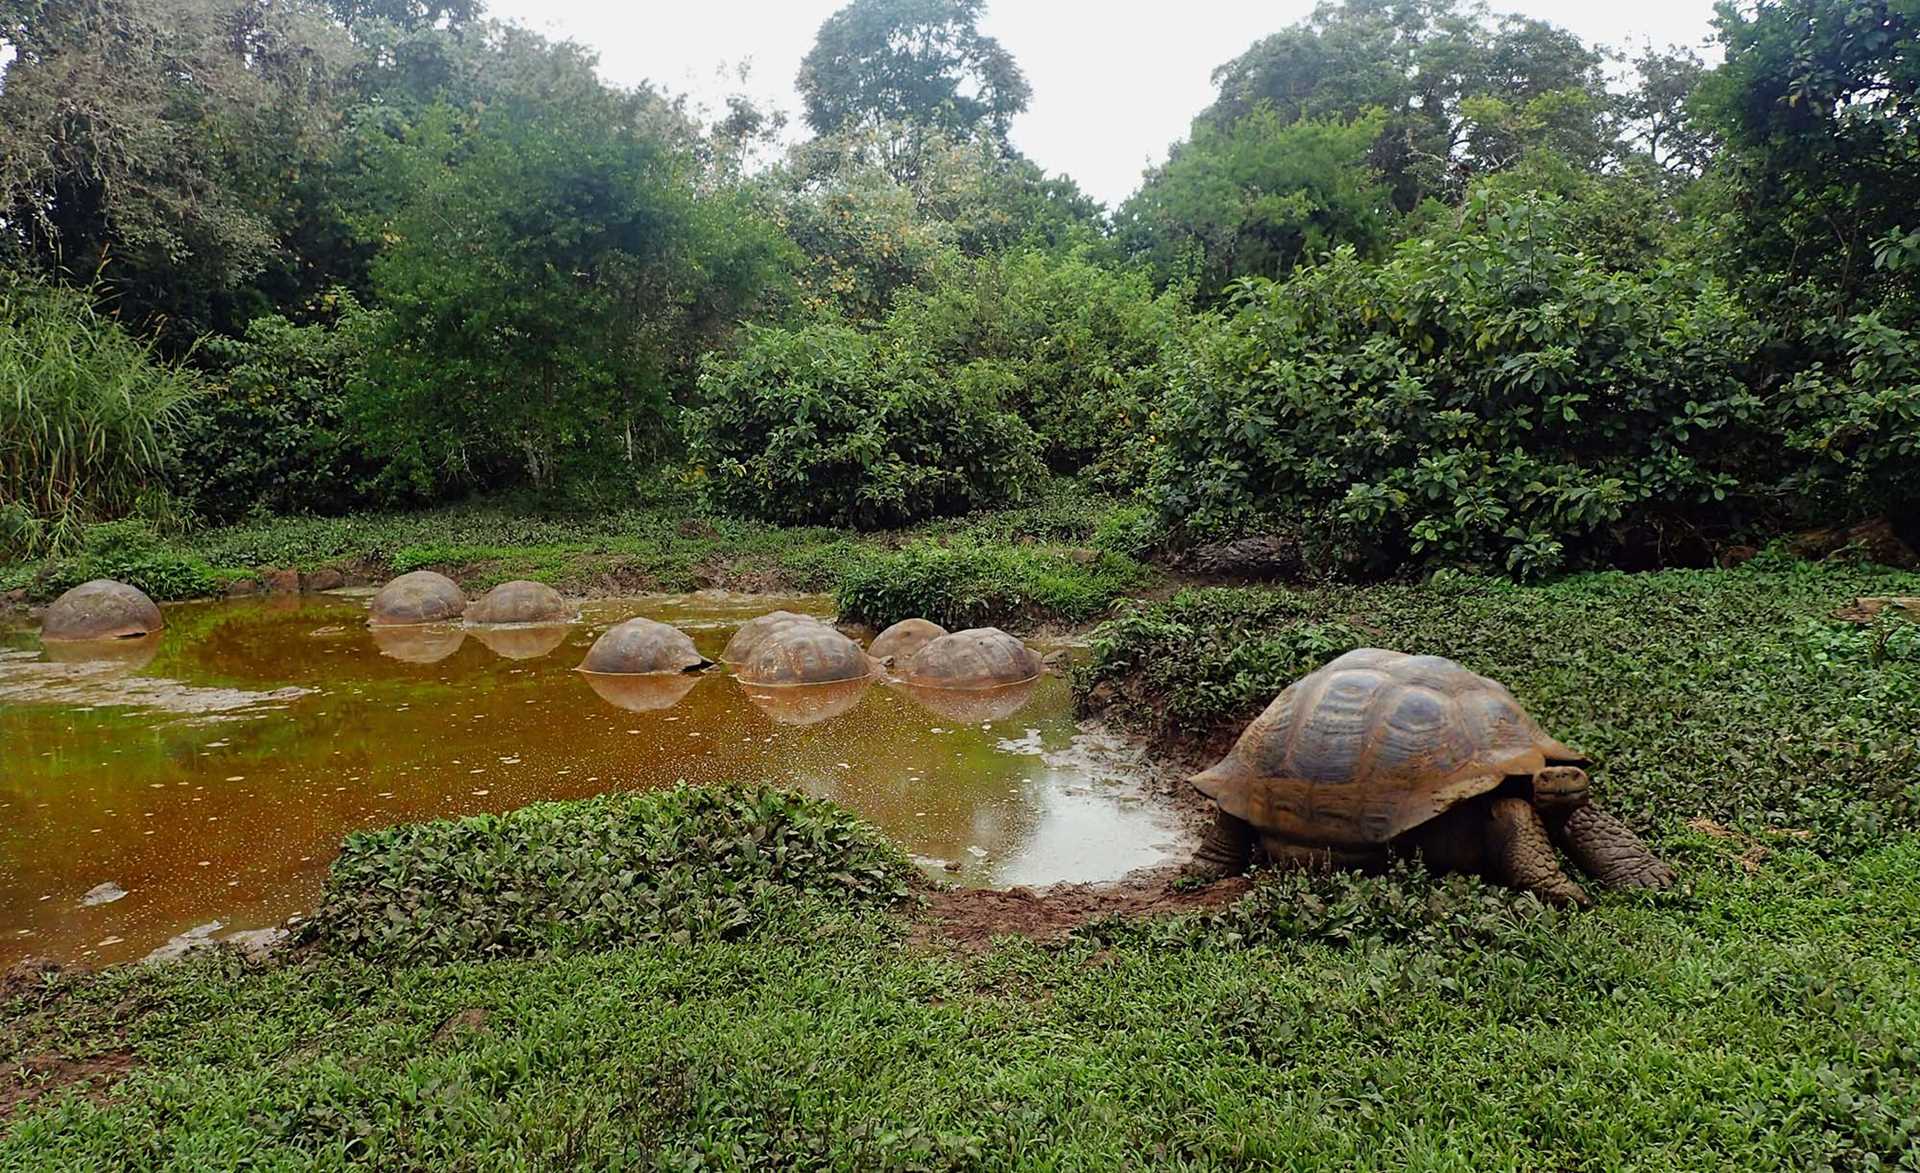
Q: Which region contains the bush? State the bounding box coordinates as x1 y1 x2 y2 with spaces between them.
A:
308 786 913 964
0 278 200 558
836 541 1146 630
1774 309 1920 523
688 322 1044 528
886 250 1190 489
1151 191 1767 577
31 520 223 600
176 293 383 522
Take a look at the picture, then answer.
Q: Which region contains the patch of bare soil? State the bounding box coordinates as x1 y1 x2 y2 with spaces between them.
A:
914 867 1252 950
1 1051 139 1120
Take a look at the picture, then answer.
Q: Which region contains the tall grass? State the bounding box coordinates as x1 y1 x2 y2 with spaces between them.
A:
0 278 199 557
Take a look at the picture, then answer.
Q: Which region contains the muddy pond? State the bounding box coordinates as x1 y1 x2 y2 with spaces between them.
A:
0 592 1189 966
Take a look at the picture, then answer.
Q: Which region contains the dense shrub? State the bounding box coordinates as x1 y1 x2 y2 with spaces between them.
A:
176 294 383 522
887 250 1190 488
0 278 200 557
1151 192 1767 576
28 520 224 600
1774 309 1920 523
309 786 913 964
688 322 1043 528
836 541 1146 630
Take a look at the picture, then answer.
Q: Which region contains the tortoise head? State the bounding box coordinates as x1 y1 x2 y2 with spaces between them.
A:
1531 765 1590 812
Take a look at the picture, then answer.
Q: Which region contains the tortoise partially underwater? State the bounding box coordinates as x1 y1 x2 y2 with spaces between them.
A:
1190 648 1673 905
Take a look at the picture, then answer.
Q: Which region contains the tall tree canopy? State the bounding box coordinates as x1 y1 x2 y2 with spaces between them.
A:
796 0 1030 141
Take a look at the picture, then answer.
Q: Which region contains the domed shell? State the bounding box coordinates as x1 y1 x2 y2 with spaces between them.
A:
578 618 706 675
901 628 1042 690
720 611 826 665
1191 648 1585 850
869 618 947 664
368 571 465 626
41 579 164 641
734 623 873 686
464 580 571 626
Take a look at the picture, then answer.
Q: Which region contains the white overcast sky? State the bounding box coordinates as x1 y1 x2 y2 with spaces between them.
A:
484 0 1725 208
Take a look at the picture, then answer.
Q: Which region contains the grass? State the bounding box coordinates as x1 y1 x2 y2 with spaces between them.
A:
4 557 1919 1166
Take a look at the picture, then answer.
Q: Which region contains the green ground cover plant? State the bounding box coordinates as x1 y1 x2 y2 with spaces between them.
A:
836 541 1148 630
310 787 913 964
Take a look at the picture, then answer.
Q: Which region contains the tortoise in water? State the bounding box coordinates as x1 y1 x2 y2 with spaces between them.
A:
464 580 572 626
1190 648 1673 906
733 623 873 686
368 571 465 626
869 618 947 665
900 628 1041 690
720 611 825 665
578 618 707 675
41 580 164 642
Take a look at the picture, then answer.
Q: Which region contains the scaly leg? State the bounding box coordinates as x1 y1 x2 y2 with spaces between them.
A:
1550 803 1675 891
1486 796 1590 907
1185 809 1256 879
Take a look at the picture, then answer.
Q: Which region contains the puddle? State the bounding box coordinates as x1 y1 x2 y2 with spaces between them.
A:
0 593 1188 965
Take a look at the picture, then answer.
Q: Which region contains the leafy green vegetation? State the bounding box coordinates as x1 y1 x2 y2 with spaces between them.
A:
1078 560 1920 854
309 787 913 964
836 541 1148 631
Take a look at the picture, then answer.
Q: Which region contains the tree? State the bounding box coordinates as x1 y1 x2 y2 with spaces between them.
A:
0 0 359 343
1201 0 1613 210
797 0 1030 143
1698 0 1920 310
355 96 790 496
1117 110 1392 293
1620 44 1716 176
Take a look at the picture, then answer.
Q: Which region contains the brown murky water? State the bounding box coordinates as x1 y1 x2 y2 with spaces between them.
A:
0 592 1186 966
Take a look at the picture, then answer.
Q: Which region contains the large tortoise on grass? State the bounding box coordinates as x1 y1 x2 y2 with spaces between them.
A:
1190 647 1673 906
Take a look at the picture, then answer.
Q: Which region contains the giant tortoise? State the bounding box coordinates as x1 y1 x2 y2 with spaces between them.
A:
41 580 164 642
899 628 1042 690
577 618 706 675
368 571 465 626
1189 647 1673 906
733 622 872 686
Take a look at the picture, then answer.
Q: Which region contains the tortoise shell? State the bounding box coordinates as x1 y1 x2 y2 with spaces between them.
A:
41 579 164 641
901 628 1041 690
1192 648 1585 849
577 618 706 675
368 571 466 626
464 580 572 626
720 611 826 665
869 618 947 664
733 623 873 686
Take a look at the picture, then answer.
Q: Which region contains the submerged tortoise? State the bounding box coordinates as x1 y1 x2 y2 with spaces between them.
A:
578 618 706 675
368 571 465 626
720 611 825 665
869 618 947 665
464 580 572 626
733 622 872 686
899 628 1041 690
41 579 165 641
1190 648 1673 905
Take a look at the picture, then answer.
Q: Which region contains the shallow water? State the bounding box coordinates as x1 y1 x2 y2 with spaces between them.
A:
0 592 1186 965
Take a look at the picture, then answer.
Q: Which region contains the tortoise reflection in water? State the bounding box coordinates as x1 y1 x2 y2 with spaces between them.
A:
41 579 165 642
370 624 466 665
368 571 466 626
741 675 874 726
582 670 703 714
899 678 1039 724
1189 648 1675 906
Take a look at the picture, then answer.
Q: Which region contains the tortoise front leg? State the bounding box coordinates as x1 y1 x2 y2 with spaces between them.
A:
1185 809 1256 879
1486 797 1590 907
1549 803 1674 891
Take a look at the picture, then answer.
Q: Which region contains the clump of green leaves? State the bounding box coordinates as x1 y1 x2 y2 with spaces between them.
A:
836 541 1146 630
1152 190 1766 577
31 520 225 600
688 321 1044 528
308 786 913 964
1089 861 1560 953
